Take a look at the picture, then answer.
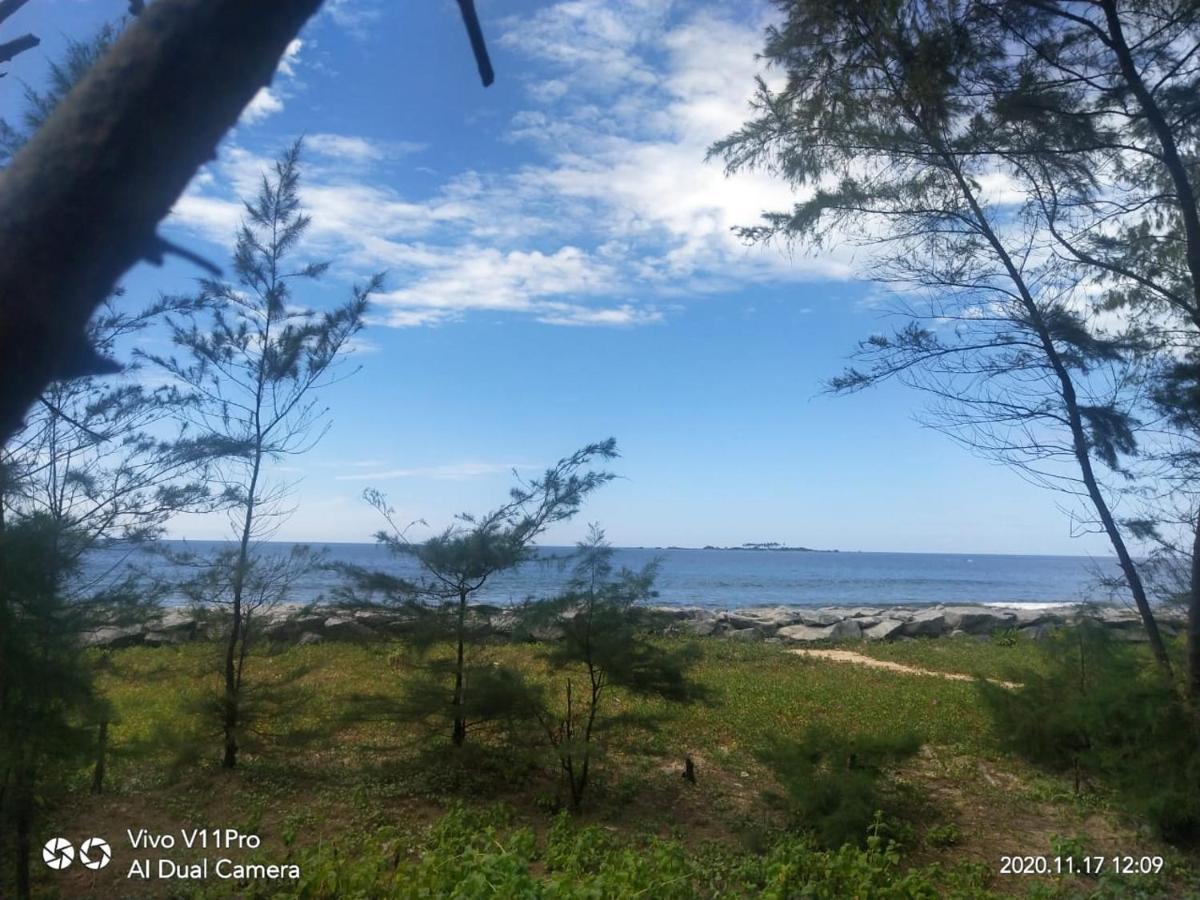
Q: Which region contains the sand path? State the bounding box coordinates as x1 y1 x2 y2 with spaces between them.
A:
789 648 1022 689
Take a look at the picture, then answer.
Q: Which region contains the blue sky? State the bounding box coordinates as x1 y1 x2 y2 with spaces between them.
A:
5 0 1133 554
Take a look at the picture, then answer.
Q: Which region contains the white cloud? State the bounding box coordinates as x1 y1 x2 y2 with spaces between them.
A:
171 1 851 329
240 87 284 125
305 133 427 163
238 39 304 125
336 462 532 481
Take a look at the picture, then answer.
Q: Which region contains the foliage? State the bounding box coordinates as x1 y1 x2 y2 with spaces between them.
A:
524 525 699 807
0 22 215 897
0 517 105 898
146 139 381 768
981 620 1200 841
709 0 1170 665
178 803 1003 900
758 724 922 850
337 441 618 747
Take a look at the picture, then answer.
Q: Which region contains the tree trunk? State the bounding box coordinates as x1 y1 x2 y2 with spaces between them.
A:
451 589 467 746
91 718 108 794
0 0 326 446
1099 0 1200 689
223 439 264 769
1190 519 1200 699
945 161 1172 672
13 778 30 900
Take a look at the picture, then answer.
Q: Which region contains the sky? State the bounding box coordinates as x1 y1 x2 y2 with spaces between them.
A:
1 0 1138 555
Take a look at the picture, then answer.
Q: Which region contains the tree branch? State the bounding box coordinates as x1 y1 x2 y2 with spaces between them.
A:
0 0 31 28
0 0 325 445
0 32 37 67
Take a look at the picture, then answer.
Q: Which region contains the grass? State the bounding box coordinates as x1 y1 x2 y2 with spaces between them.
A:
21 634 1200 898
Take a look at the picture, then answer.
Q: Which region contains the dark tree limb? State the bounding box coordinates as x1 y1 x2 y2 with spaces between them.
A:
0 0 497 446
456 0 494 87
0 32 36 66
0 0 326 445
0 0 31 28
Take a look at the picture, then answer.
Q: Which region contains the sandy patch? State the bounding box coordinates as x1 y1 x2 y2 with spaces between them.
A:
790 649 1022 689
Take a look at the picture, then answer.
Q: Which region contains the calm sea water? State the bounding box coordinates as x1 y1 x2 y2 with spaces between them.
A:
81 541 1125 609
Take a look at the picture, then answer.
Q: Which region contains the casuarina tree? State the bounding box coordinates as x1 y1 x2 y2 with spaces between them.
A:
338 440 618 748
524 525 696 809
145 139 382 768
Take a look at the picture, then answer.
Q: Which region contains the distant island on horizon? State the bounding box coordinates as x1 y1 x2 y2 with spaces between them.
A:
645 542 835 553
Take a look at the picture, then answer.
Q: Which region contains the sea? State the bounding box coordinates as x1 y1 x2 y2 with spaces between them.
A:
80 541 1128 610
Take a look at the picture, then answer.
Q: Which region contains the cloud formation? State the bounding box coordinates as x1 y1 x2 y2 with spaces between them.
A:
335 462 533 482
172 1 840 328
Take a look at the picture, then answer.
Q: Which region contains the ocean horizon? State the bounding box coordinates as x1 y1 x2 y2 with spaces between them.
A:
82 541 1130 610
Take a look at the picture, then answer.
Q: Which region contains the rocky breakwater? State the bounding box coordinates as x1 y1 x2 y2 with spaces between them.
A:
659 603 1186 643
79 602 1185 649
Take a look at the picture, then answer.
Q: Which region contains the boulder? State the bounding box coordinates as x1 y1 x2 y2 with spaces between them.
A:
722 608 792 631
863 618 906 640
1008 607 1068 628
1020 623 1059 641
142 630 186 647
942 606 1016 634
900 609 946 637
777 623 833 642
726 627 765 642
82 625 145 649
797 610 842 627
681 618 718 637
829 618 863 641
264 615 327 641
156 609 197 634
838 607 888 619
321 616 377 641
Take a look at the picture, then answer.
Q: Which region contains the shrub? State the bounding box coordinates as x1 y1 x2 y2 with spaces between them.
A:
980 620 1200 842
758 725 922 849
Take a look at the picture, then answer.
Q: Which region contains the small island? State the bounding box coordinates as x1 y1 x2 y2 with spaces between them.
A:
701 542 826 552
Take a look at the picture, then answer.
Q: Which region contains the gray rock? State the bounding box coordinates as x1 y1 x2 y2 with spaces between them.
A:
1020 623 1059 641
1008 608 1068 628
829 618 863 641
900 609 946 637
777 623 833 642
726 627 765 642
156 609 197 633
797 610 842 627
322 616 377 641
721 608 791 631
263 614 327 641
681 618 718 637
942 606 1016 634
296 632 325 646
863 618 906 641
838 607 888 619
142 630 186 647
82 625 146 649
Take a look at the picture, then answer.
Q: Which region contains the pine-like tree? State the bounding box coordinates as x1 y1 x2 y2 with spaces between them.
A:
339 441 618 748
146 139 381 768
525 525 695 809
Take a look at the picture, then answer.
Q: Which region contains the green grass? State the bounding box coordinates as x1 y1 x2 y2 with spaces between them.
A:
20 635 1196 898
853 633 1052 681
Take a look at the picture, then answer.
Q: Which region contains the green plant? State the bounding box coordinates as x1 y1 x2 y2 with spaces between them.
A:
981 621 1200 842
758 725 922 849
925 823 963 848
991 627 1021 648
